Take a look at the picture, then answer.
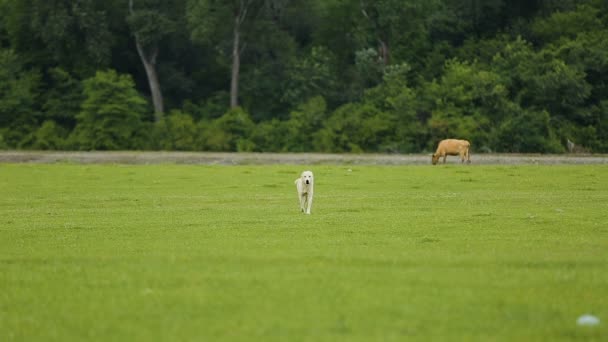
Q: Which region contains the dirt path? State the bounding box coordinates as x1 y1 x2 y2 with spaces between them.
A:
1 151 607 165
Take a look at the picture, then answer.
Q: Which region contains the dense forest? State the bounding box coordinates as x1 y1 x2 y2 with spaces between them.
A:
0 0 607 153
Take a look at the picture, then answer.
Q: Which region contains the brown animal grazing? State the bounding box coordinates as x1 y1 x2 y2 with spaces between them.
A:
432 139 471 165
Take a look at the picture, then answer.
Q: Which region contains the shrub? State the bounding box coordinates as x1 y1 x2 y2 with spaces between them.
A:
154 111 198 150
198 107 255 151
69 70 147 150
30 120 67 150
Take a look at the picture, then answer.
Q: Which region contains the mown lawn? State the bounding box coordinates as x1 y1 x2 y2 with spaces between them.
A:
1 163 607 341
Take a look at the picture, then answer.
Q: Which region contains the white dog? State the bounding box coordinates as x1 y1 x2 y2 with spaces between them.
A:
295 171 314 214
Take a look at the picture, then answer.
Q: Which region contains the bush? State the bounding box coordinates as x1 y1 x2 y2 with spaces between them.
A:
69 70 148 150
30 120 67 150
315 103 395 152
250 119 288 152
493 110 563 153
198 107 255 151
283 96 328 152
0 132 8 149
154 111 198 150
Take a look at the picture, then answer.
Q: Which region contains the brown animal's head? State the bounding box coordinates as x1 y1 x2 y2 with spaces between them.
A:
431 154 439 165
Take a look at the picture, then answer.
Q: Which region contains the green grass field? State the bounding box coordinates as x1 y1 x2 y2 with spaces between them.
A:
1 163 607 341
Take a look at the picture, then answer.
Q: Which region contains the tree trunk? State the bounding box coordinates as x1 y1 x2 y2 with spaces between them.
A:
137 45 164 121
378 39 390 66
360 1 390 66
129 0 164 121
230 17 241 108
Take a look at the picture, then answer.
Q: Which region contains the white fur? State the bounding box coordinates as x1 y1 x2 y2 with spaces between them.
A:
294 171 314 214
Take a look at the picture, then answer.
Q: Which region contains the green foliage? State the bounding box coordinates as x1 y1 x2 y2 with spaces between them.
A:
70 70 147 150
316 102 395 152
4 0 112 77
0 0 607 152
153 110 198 150
423 60 511 150
186 0 230 44
127 4 176 50
354 48 385 88
183 92 232 121
249 119 288 152
281 47 337 109
358 0 441 61
199 107 255 152
493 110 563 153
362 63 428 152
553 30 608 82
492 36 592 119
42 68 83 129
0 132 7 149
531 4 602 44
492 36 595 149
521 57 591 118
0 49 40 147
437 0 506 39
597 100 608 152
239 24 297 120
30 120 68 150
283 96 328 152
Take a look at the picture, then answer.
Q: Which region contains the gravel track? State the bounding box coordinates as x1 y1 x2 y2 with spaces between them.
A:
1 151 608 165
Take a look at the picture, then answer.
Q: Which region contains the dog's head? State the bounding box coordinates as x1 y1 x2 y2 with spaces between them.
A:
301 171 314 185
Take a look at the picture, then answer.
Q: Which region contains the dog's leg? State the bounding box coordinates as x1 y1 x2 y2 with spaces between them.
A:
296 179 305 212
305 190 313 214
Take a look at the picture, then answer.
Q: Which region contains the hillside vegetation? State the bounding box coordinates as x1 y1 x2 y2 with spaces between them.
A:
1 0 607 152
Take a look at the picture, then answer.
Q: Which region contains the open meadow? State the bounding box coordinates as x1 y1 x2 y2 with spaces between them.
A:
1 161 607 341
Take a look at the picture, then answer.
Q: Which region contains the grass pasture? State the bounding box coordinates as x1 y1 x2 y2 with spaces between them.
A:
1 163 607 341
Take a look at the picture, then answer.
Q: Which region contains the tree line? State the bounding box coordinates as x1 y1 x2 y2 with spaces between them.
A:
1 0 607 153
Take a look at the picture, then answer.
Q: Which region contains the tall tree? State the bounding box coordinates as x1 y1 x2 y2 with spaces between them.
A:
188 0 265 108
128 0 177 120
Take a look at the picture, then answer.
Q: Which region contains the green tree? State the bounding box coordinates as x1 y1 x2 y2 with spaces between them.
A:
530 4 602 45
359 0 440 65
3 0 112 77
70 70 147 150
238 7 298 120
491 37 593 150
188 0 266 109
493 109 563 153
128 0 183 119
423 60 512 150
365 63 428 152
42 68 83 130
0 49 40 147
